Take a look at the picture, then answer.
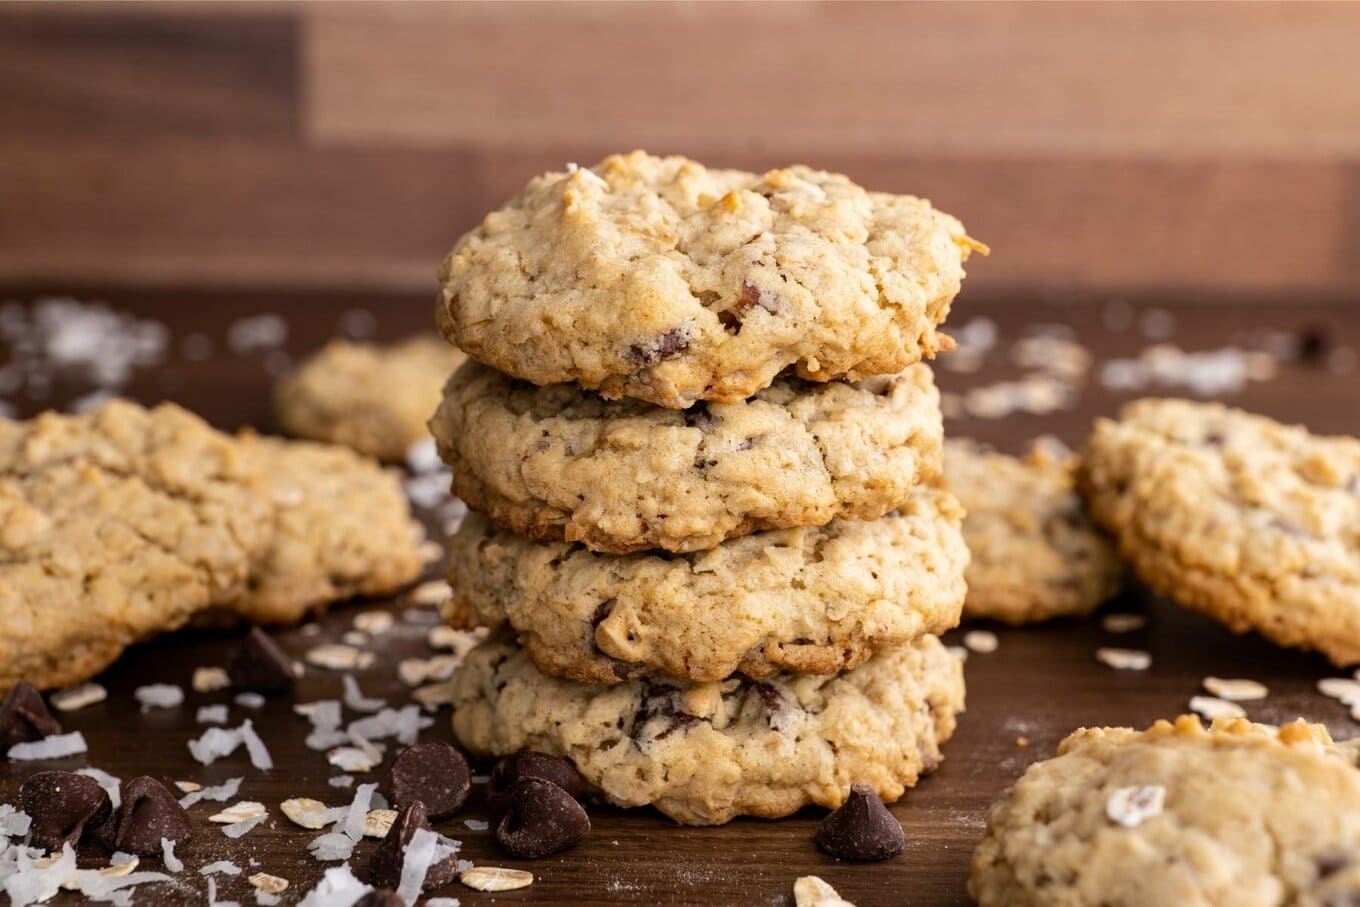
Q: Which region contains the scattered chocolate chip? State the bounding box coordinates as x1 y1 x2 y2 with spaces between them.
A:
739 281 780 315
354 892 405 907
1317 851 1353 879
368 801 459 891
815 783 904 862
495 779 591 858
390 742 471 820
228 627 296 693
0 681 63 746
108 776 192 856
488 752 584 815
19 770 112 851
627 328 689 366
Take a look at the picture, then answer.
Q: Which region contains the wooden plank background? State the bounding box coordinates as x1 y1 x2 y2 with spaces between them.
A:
1 0 1358 298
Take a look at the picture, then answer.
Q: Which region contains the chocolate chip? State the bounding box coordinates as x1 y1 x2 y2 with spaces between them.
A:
0 681 62 746
755 682 784 716
1318 852 1354 879
815 783 904 862
390 742 471 820
627 328 689 366
495 779 591 858
354 892 405 907
487 752 584 815
228 627 296 693
108 776 192 856
739 281 780 315
368 801 459 891
19 770 112 851
682 403 717 431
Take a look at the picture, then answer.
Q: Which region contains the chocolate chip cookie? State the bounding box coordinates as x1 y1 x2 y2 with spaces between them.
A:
971 715 1360 906
451 634 964 825
1081 399 1360 665
431 359 943 553
946 439 1122 625
228 434 426 625
0 401 273 691
444 487 968 683
437 151 981 408
274 336 465 462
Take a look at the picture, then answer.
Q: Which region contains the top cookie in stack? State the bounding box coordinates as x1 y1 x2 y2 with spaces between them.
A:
431 152 980 824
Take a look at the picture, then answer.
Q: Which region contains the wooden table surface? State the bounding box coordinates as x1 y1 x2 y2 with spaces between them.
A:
1 289 1358 906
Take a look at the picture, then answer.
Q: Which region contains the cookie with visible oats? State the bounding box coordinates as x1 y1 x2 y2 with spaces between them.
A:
0 401 273 692
274 336 465 462
1080 399 1360 665
437 151 981 408
444 487 968 683
945 439 1122 625
431 359 943 554
971 715 1360 906
225 435 425 625
451 634 964 825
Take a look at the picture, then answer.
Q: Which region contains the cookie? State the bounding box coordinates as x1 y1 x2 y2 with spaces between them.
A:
227 434 426 625
0 402 273 692
1080 399 1360 665
444 487 968 683
437 151 981 408
274 336 465 462
970 715 1360 906
451 634 964 825
431 359 943 553
945 439 1122 625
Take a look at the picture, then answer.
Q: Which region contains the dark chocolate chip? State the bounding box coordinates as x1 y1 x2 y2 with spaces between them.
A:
815 783 905 862
354 892 406 907
488 752 584 815
755 682 784 715
390 742 471 821
495 778 591 858
19 770 112 851
109 776 192 856
627 328 689 366
739 281 780 315
0 681 62 746
368 801 459 891
228 627 296 693
1318 851 1354 879
682 403 717 431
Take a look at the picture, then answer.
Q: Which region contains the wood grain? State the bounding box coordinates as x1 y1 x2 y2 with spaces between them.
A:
0 290 1357 905
3 2 1360 295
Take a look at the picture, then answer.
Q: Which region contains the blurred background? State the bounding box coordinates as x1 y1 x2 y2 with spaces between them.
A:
0 1 1357 440
3 0 1358 300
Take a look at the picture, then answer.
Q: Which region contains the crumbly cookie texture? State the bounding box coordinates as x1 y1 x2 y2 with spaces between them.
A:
437 151 980 408
1080 399 1360 665
946 439 1122 625
274 336 465 462
226 434 425 625
452 634 964 825
970 715 1360 907
445 487 968 683
432 360 944 553
0 402 273 692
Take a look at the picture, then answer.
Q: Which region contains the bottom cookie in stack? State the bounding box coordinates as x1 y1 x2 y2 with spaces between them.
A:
451 633 964 826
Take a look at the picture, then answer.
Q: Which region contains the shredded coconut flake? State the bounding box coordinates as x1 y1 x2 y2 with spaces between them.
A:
234 692 266 710
0 805 32 838
201 861 243 877
197 705 230 725
296 864 372 905
75 768 122 809
1202 677 1268 702
1189 695 1246 721
160 838 183 873
342 676 386 713
134 684 184 712
8 730 87 761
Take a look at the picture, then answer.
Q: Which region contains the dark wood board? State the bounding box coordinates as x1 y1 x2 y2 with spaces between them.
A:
0 289 1358 906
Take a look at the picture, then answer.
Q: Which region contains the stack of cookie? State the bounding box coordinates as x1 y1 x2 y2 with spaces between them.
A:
429 152 981 825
